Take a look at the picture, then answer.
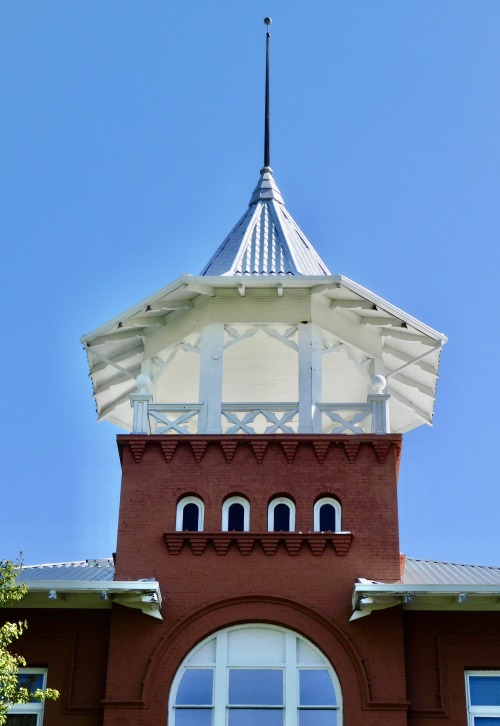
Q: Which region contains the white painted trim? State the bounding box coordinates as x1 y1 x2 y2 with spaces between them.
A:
351 582 500 620
221 496 250 532
313 497 342 532
465 671 500 725
176 496 205 532
81 274 447 346
298 322 322 433
7 667 47 723
268 497 296 532
198 323 224 434
11 580 163 619
168 624 343 726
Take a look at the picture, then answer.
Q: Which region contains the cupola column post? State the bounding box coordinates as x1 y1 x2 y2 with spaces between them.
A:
298 322 322 433
198 322 225 434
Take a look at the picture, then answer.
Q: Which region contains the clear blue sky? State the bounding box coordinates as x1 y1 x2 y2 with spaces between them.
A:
1 1 499 568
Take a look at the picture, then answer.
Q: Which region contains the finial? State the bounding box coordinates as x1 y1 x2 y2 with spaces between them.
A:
263 18 272 170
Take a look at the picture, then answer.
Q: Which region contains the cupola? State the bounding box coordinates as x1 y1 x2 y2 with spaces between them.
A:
81 20 446 437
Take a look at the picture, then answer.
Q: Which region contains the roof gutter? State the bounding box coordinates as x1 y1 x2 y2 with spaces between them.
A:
8 580 163 620
351 582 500 621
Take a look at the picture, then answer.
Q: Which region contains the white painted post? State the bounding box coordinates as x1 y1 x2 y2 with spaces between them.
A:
298 322 322 434
198 323 224 434
368 375 390 434
130 375 153 434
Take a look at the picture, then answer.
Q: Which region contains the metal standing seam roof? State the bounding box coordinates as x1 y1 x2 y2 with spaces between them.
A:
401 557 500 586
19 559 115 583
19 556 500 587
200 168 331 277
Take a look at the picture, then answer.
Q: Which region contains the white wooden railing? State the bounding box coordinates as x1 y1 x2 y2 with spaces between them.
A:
130 390 390 436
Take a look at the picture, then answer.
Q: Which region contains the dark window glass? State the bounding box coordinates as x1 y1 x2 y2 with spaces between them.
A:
299 711 337 726
273 504 290 532
299 670 337 706
182 503 200 532
175 709 212 726
229 669 283 705
228 709 283 726
6 717 38 726
470 676 500 706
472 719 500 725
319 504 336 532
228 503 245 531
176 669 213 705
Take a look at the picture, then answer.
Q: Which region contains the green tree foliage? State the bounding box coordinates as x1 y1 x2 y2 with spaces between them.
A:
0 558 59 725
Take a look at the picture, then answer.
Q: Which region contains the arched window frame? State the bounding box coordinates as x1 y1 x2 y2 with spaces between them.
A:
176 496 205 532
169 624 343 726
222 496 250 532
313 497 342 532
268 496 296 532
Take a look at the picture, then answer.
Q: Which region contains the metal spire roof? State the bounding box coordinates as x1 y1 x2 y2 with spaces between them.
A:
200 167 331 277
201 19 330 278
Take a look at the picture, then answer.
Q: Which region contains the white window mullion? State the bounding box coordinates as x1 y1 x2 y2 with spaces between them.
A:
213 631 227 726
284 632 296 726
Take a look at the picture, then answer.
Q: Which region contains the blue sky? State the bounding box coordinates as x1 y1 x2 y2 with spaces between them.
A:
1 1 500 568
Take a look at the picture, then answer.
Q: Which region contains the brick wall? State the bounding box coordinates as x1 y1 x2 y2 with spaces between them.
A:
103 434 409 724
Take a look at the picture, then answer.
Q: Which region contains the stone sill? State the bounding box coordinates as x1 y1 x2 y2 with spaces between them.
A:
163 532 353 557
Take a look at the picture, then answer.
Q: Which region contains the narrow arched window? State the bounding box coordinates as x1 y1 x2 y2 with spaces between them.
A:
176 496 204 532
222 497 250 532
313 497 342 532
274 503 290 531
268 497 295 532
169 625 343 726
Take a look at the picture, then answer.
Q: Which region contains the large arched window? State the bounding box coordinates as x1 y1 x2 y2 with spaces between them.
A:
169 624 343 725
268 497 295 532
222 497 250 532
176 496 204 532
313 498 342 533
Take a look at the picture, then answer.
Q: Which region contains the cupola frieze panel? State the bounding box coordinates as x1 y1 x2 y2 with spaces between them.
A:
117 434 402 467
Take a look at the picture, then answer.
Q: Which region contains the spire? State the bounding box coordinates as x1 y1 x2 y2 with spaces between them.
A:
200 19 331 278
264 17 271 170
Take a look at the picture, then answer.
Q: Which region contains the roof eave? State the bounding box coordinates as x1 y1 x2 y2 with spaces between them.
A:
81 273 447 345
351 582 500 620
5 580 163 620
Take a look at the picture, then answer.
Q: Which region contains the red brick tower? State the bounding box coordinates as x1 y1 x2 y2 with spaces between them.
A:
81 21 446 726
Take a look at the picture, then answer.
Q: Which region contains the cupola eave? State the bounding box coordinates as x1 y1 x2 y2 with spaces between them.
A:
80 273 447 347
81 271 446 436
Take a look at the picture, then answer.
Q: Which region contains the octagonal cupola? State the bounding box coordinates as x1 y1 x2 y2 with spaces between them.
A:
81 21 446 438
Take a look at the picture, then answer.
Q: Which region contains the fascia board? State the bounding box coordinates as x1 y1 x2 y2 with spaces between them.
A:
197 275 341 289
354 583 500 596
351 582 500 620
80 277 191 344
338 276 448 343
80 274 342 344
81 272 447 346
15 580 161 596
6 580 163 619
